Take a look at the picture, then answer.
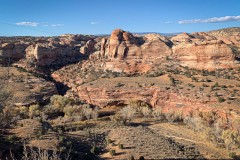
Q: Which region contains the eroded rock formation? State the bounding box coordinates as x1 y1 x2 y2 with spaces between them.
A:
94 28 239 70
99 29 172 60
0 42 28 64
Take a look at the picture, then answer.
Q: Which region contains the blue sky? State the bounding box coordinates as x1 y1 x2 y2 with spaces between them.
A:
0 0 239 36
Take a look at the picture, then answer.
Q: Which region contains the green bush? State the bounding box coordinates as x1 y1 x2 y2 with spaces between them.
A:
90 144 100 154
229 152 237 159
28 104 41 118
213 82 219 87
118 144 123 149
59 136 65 142
105 138 112 145
218 97 225 103
109 149 116 156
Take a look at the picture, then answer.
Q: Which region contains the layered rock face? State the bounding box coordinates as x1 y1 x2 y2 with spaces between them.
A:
0 42 28 63
94 29 239 70
24 35 99 67
100 29 172 60
100 29 140 59
171 33 236 69
0 34 100 67
25 43 80 66
1 28 239 69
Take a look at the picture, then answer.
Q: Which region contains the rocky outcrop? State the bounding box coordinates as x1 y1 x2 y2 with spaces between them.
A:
172 41 236 69
0 42 28 63
95 29 239 71
80 40 97 55
25 43 81 66
207 27 240 37
100 29 172 60
140 34 172 59
100 29 140 59
170 31 239 69
1 28 240 70
25 35 101 67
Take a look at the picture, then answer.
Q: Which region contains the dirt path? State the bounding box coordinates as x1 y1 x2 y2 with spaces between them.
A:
101 125 202 160
149 123 230 159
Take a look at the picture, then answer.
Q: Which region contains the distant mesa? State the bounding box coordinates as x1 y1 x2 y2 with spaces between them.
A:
0 27 239 70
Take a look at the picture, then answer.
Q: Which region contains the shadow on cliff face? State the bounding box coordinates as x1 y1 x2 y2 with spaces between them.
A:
0 57 21 67
36 54 89 73
32 55 90 95
230 45 240 61
236 57 240 61
53 80 70 95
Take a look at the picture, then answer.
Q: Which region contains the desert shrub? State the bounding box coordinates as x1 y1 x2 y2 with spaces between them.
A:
170 77 176 86
63 105 82 117
59 103 96 122
59 136 65 142
213 82 219 88
105 138 113 145
191 76 197 82
221 130 239 150
109 149 116 156
9 143 71 160
110 114 124 125
82 104 92 120
229 152 237 159
165 109 175 123
152 107 164 120
43 104 56 114
184 116 205 132
141 106 152 119
28 104 41 119
18 106 29 118
0 90 11 108
7 135 19 143
115 82 124 87
128 100 141 111
218 97 225 103
118 144 123 149
165 109 183 123
49 95 70 112
90 144 100 154
183 110 240 150
91 107 99 120
202 83 209 87
0 106 19 127
119 105 136 124
221 85 227 88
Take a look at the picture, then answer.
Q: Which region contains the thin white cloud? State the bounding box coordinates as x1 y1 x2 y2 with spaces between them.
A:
16 22 39 27
179 15 240 24
165 21 173 24
16 22 64 27
51 24 64 27
91 21 100 25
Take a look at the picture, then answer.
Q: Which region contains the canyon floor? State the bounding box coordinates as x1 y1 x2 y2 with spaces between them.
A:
1 64 240 159
3 113 229 160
